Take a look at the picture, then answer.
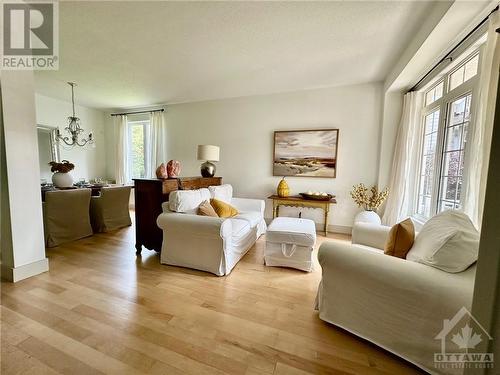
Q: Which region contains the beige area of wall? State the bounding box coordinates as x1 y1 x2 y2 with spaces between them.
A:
161 83 384 231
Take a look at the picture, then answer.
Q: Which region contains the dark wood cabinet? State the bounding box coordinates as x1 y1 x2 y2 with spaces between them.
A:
133 177 222 255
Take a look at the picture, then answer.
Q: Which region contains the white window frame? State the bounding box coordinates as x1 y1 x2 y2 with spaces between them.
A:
412 49 483 223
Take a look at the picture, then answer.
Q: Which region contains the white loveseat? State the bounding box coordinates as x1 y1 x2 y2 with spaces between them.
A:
156 185 266 276
316 223 476 375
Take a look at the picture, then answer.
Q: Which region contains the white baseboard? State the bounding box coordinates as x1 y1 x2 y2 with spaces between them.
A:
1 258 49 282
326 224 352 235
264 217 352 235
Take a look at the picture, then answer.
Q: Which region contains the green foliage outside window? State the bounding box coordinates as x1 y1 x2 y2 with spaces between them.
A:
130 124 145 179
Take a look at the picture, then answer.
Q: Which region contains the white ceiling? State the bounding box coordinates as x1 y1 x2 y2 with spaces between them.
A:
35 1 439 109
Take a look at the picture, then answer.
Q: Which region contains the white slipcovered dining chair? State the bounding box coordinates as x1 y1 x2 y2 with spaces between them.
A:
90 186 132 232
43 189 93 247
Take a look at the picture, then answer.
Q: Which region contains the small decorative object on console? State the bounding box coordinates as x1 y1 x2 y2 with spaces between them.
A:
155 163 168 179
167 160 181 178
277 177 290 197
197 145 220 178
49 160 75 188
350 183 388 212
299 191 333 201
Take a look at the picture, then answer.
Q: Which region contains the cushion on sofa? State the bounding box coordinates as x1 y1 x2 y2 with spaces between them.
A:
384 218 415 258
169 188 211 214
233 211 262 227
406 210 479 273
230 218 251 238
210 198 239 218
209 184 233 203
198 200 219 217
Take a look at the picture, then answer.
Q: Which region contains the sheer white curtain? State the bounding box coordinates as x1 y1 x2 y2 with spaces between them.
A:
382 91 424 225
114 114 129 184
145 111 167 178
463 12 500 229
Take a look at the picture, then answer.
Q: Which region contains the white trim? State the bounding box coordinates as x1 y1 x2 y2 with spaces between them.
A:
1 258 49 282
325 224 352 235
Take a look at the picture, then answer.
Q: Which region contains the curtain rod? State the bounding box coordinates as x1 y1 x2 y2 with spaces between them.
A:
110 108 164 117
410 5 498 92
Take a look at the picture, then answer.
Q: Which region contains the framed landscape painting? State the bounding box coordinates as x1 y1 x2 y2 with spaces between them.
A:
273 129 338 178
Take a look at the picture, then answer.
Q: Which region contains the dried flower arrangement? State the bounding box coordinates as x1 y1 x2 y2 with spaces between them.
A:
49 160 75 173
350 183 389 211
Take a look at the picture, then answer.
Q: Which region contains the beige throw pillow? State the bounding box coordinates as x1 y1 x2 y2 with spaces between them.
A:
197 200 219 217
384 218 415 259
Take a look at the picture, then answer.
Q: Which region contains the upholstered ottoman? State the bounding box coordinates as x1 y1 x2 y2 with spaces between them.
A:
265 217 317 272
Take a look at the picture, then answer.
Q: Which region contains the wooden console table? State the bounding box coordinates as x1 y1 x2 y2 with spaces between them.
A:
267 195 337 234
134 177 222 255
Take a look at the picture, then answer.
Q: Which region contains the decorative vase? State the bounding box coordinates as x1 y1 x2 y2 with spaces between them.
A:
354 210 381 225
52 172 74 188
156 163 168 179
277 177 290 197
167 160 181 178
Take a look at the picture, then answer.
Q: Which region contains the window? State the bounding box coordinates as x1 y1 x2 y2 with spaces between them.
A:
127 120 149 180
425 81 444 106
417 110 439 217
449 54 479 91
415 49 481 220
438 94 471 212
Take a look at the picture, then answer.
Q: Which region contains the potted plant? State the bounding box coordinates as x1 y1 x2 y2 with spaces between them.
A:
49 160 75 188
350 183 389 223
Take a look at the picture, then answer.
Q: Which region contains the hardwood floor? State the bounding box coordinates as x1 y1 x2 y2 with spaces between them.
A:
1 221 425 374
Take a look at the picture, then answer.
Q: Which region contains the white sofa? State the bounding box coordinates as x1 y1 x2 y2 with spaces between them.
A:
316 224 476 375
156 185 266 276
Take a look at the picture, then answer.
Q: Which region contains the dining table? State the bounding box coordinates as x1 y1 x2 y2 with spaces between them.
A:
40 184 133 201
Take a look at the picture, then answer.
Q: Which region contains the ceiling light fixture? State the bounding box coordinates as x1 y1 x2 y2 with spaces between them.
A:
56 82 94 147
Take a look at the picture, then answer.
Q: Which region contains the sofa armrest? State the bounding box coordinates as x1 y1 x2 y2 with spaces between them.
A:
231 197 265 214
156 211 230 238
161 202 170 213
351 222 391 250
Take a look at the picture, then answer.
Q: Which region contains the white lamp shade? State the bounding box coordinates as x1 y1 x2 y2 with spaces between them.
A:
197 145 220 161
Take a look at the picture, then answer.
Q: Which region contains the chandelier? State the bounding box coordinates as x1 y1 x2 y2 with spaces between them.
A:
56 82 94 147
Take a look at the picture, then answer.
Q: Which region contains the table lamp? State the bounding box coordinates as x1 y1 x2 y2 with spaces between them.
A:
197 145 220 177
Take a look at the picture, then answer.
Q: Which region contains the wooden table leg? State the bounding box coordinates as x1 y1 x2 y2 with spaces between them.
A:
135 243 142 256
324 204 329 234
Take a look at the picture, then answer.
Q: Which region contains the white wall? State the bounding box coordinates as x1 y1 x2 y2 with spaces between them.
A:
164 83 383 231
1 71 49 282
35 94 107 181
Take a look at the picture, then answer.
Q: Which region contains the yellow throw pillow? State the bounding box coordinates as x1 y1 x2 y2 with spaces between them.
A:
384 218 415 259
210 198 239 218
198 200 219 217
